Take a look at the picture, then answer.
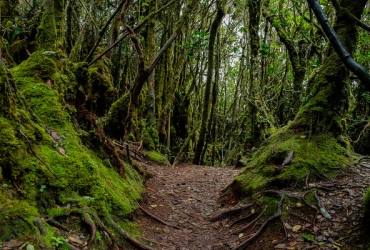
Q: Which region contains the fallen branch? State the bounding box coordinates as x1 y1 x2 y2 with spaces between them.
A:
232 206 267 235
139 205 180 229
106 212 155 250
83 213 96 248
210 203 254 222
232 195 285 250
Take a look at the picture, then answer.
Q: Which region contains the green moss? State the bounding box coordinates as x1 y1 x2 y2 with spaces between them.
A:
144 150 170 165
236 127 356 194
0 48 144 247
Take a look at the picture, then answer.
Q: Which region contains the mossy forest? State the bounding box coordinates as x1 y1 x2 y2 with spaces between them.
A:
2 0 370 249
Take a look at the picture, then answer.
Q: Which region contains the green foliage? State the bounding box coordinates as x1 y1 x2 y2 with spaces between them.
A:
51 236 67 248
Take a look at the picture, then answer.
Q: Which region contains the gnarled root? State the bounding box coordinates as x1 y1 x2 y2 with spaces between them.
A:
210 203 254 222
83 213 97 248
105 212 155 250
232 195 285 250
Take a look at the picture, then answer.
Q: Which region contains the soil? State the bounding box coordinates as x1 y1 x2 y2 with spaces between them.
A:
135 160 370 250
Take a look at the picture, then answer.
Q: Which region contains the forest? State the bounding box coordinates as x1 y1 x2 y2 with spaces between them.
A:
1 0 370 249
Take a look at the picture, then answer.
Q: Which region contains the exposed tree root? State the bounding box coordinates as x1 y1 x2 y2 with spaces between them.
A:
210 203 254 222
34 217 47 236
83 213 96 248
302 190 319 212
232 206 267 234
105 212 155 250
232 195 285 250
227 213 257 229
66 243 80 250
139 205 180 229
82 208 114 239
279 217 288 243
264 190 300 200
46 218 71 232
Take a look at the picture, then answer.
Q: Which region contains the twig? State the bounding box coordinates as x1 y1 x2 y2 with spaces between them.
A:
232 195 285 250
139 205 180 229
210 203 254 222
19 129 62 181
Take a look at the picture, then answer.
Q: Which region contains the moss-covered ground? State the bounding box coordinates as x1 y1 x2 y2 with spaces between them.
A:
0 51 144 248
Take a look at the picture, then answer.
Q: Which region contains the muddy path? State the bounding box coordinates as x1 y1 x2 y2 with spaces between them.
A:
135 161 370 250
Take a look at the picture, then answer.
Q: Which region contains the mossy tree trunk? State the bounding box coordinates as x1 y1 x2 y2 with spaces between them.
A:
193 1 225 165
142 0 159 150
233 0 368 196
244 0 263 148
290 0 367 136
38 0 64 50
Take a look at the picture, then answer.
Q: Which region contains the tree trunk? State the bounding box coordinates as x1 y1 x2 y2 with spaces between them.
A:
193 1 225 165
291 0 367 135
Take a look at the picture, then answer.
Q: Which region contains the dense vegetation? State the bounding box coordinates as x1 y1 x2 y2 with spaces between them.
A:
1 0 370 248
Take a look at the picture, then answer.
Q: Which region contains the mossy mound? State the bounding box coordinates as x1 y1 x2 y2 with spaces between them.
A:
144 150 170 165
235 127 357 195
0 52 144 248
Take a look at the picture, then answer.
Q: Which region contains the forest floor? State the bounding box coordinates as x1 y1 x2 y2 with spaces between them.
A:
134 160 370 250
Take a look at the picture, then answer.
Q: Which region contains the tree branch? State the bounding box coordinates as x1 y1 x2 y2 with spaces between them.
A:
85 0 126 62
330 0 370 33
306 0 370 86
88 0 176 66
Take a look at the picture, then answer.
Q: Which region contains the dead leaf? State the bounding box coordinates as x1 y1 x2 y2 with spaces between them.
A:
4 239 23 248
292 225 302 232
58 148 68 157
50 131 61 142
68 235 83 245
282 150 294 166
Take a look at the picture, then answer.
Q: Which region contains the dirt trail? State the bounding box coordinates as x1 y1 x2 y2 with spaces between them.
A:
135 163 242 249
135 161 370 250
